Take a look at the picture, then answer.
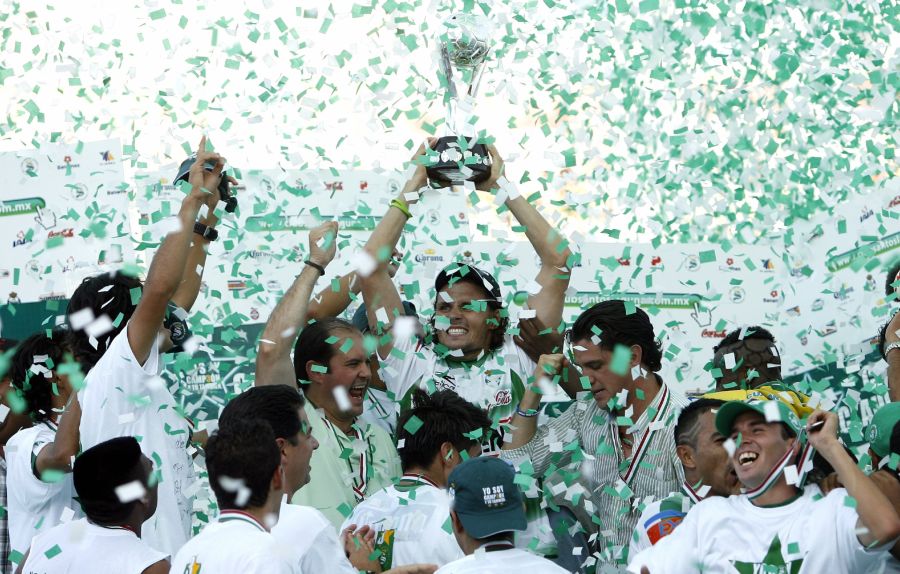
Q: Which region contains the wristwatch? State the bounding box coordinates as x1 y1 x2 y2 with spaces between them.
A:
193 221 218 242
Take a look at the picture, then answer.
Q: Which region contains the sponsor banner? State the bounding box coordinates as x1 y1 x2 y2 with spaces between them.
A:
0 139 130 303
1 140 894 416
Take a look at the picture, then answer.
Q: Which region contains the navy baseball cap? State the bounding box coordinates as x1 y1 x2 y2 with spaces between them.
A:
447 457 526 538
434 264 502 304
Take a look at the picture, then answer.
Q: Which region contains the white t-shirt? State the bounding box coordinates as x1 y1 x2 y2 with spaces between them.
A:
340 476 464 569
628 485 890 573
628 490 696 559
170 511 292 574
373 334 536 452
20 517 166 574
77 324 194 556
272 498 356 574
5 422 80 558
435 546 569 574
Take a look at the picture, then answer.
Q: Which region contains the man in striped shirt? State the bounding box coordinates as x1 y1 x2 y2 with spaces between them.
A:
501 300 688 569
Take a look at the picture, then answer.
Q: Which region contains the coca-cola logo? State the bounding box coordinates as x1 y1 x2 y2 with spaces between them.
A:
701 329 726 338
493 389 512 406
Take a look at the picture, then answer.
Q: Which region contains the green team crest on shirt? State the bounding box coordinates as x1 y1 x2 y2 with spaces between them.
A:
373 529 396 570
731 535 803 574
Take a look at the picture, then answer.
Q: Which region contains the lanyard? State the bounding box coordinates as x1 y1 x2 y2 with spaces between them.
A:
321 416 373 502
743 435 816 501
397 473 440 489
219 510 267 532
742 445 795 500
92 522 137 535
615 384 670 485
681 480 707 504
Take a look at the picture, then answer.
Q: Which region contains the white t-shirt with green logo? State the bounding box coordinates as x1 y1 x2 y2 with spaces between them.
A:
340 477 464 569
628 485 890 573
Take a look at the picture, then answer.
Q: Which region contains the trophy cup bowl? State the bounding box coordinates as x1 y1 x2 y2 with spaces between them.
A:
427 13 493 186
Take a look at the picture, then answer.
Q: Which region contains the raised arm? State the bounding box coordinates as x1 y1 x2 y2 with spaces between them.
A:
484 146 574 336
808 409 900 547
171 173 237 312
255 221 338 387
503 354 566 450
34 394 81 475
360 143 431 358
128 136 221 365
884 312 900 401
308 250 401 321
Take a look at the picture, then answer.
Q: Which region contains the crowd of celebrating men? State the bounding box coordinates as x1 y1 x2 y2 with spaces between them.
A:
1 136 899 574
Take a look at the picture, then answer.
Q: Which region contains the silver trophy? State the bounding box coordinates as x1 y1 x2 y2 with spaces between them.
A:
427 13 492 186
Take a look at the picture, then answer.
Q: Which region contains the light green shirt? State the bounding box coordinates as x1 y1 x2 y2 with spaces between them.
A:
292 398 401 529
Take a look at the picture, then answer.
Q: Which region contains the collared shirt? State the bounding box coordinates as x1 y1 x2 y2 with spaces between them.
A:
501 380 687 566
292 396 401 529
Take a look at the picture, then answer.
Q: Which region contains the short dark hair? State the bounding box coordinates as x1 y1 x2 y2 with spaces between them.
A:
74 437 147 524
219 386 305 445
713 326 776 354
396 389 492 472
674 398 725 448
879 319 891 360
67 272 142 372
430 278 509 352
206 418 280 510
292 318 359 384
570 300 663 371
886 260 900 298
9 330 70 422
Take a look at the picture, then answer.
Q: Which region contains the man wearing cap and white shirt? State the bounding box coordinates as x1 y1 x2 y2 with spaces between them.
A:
628 399 900 573
435 457 567 574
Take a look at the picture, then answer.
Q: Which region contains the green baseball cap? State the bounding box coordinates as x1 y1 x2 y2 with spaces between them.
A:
447 457 526 538
867 403 900 458
715 399 802 438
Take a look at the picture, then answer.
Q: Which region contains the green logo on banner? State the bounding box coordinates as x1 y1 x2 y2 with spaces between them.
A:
826 231 900 272
0 197 46 218
562 291 702 310
245 214 377 232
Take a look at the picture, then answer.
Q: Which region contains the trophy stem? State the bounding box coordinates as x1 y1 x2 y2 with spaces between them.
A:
468 62 486 98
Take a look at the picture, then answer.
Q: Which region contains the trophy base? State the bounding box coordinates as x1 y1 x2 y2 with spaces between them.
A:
426 136 491 186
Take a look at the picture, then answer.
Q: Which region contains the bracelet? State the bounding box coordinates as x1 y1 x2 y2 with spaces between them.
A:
304 260 326 276
885 341 900 361
515 405 539 418
389 198 412 219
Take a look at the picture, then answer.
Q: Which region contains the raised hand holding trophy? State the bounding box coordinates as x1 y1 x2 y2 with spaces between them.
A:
426 13 493 187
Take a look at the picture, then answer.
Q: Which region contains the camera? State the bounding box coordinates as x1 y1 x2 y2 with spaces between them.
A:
174 154 238 213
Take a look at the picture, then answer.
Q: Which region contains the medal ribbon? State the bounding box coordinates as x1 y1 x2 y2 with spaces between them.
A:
621 384 671 485
398 473 441 489
322 416 372 503
681 480 706 504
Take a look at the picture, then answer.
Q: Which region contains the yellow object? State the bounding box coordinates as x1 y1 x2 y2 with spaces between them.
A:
390 198 412 219
704 384 814 420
